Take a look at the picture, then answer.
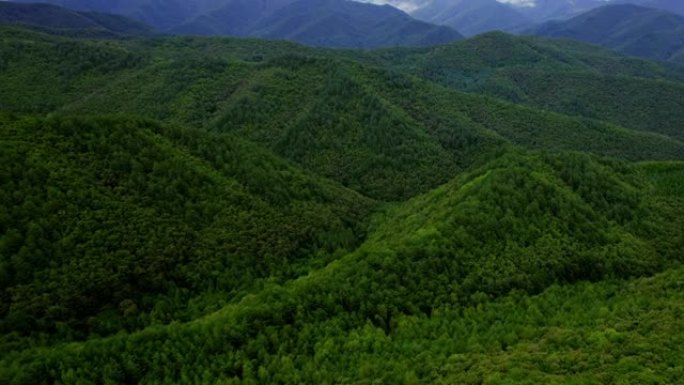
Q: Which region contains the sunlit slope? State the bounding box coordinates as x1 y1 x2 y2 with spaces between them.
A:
2 150 683 384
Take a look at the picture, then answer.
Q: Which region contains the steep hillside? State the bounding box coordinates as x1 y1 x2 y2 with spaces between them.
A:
3 29 684 201
2 150 683 383
0 114 374 342
0 2 154 36
2 19 684 384
530 4 684 65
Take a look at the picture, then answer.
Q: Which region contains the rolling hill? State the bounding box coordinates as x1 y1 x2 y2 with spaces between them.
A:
368 32 684 140
2 22 684 384
530 4 684 65
0 113 375 341
2 145 683 383
4 28 684 200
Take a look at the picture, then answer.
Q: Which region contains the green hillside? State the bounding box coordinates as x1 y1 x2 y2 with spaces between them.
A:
3 28 684 201
369 32 684 140
2 150 683 384
2 24 684 384
0 114 374 343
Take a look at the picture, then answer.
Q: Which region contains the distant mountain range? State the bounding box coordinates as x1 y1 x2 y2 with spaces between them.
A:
377 0 684 36
411 0 530 36
7 0 684 55
173 0 463 48
0 2 155 36
530 4 684 65
623 0 684 17
9 0 462 48
10 0 224 30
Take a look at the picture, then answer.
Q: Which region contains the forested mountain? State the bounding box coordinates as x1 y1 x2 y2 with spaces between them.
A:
2 22 684 384
375 0 684 36
366 32 684 139
411 0 529 36
11 0 462 47
4 28 683 199
3 145 684 384
530 4 684 65
173 0 463 48
0 2 155 36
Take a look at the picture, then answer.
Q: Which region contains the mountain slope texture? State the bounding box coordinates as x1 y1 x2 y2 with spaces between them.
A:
0 2 154 36
174 0 463 48
11 0 463 48
530 4 684 65
1 18 684 385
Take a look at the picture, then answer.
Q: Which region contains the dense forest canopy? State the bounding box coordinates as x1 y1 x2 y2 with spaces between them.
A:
1 22 684 384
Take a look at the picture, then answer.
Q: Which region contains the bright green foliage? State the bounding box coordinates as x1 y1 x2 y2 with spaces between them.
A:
2 25 684 384
2 147 683 384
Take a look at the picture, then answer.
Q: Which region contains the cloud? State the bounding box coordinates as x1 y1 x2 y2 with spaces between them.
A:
359 0 425 12
358 0 541 12
497 0 537 6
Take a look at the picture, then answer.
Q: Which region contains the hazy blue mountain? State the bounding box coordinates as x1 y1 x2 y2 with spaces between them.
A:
174 0 463 48
9 0 223 29
621 0 684 16
0 2 154 35
11 0 461 47
411 0 529 36
530 4 684 65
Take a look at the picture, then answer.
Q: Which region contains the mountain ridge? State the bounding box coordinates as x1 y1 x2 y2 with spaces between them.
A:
0 1 155 36
9 0 464 47
529 4 684 65
2 21 684 384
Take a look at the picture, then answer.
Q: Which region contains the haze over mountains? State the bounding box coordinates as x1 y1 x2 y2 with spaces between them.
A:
530 4 684 64
172 0 463 48
368 0 684 35
0 2 155 36
9 0 684 54
9 0 463 47
411 0 531 36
